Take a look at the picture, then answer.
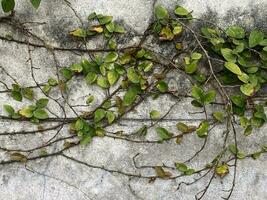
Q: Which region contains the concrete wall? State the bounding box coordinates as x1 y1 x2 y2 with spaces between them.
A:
0 0 266 200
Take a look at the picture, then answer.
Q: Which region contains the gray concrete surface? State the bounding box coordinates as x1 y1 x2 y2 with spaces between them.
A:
0 0 266 200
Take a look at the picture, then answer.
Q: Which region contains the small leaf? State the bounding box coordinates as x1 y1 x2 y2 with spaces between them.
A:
185 61 198 74
69 29 87 38
127 67 140 83
196 121 209 138
229 144 238 154
48 78 58 86
36 98 49 108
10 152 27 163
156 81 168 92
3 105 15 116
175 162 188 172
33 109 48 120
19 107 34 118
80 135 92 145
203 90 216 104
97 76 110 88
114 24 126 33
249 30 265 48
224 62 242 75
150 110 160 119
1 0 15 12
106 111 115 124
212 112 224 123
21 88 34 101
191 52 202 60
155 166 172 179
70 64 83 73
215 164 229 178
191 86 204 102
156 127 173 140
85 72 97 84
225 26 245 39
30 0 41 9
174 6 189 16
11 90 22 102
98 16 113 25
107 70 119 85
221 48 236 62
86 95 94 105
123 86 138 106
176 122 196 133
240 83 254 96
155 5 169 20
104 52 118 63
230 95 246 107
159 27 174 41
94 108 106 123
60 67 73 80
75 119 84 131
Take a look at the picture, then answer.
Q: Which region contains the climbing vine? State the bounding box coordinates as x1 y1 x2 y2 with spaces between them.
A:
0 2 266 200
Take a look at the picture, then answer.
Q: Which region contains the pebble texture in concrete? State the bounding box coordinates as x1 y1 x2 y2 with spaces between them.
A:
0 0 266 200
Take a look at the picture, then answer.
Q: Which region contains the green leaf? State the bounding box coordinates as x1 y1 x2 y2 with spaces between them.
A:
176 122 196 133
60 67 73 80
48 78 58 86
174 6 189 16
98 16 113 25
191 52 202 60
107 70 119 85
21 88 34 100
36 98 48 108
224 62 242 75
104 52 118 63
156 81 168 92
229 144 238 154
75 119 84 131
86 95 94 105
156 127 173 140
240 83 254 96
33 109 48 120
225 26 245 39
221 48 236 62
11 90 22 101
94 108 106 123
203 90 216 104
106 111 115 124
212 112 224 123
230 95 246 107
80 135 92 145
238 73 249 83
69 29 87 38
19 107 34 118
127 67 140 83
97 76 110 88
185 168 195 175
249 30 265 48
30 0 41 9
123 86 138 106
196 121 209 138
175 162 188 172
70 64 83 73
114 24 126 33
159 27 174 41
88 12 96 20
185 61 198 74
244 125 252 136
191 86 204 101
150 110 160 119
85 72 97 84
1 0 15 12
155 5 169 20
3 105 15 116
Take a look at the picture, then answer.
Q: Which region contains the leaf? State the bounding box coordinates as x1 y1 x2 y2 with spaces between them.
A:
11 90 22 101
19 107 34 118
127 67 140 83
156 127 173 140
97 76 110 88
80 135 92 145
75 119 84 131
196 121 209 138
94 108 106 123
21 88 34 100
114 24 126 33
191 86 204 101
150 110 160 119
212 112 224 123
48 78 58 86
98 16 113 25
30 0 41 9
104 52 118 63
69 29 87 38
36 98 48 108
70 64 83 73
174 6 189 16
176 122 196 133
238 73 249 83
173 25 183 35
156 81 168 92
215 164 229 178
225 26 245 39
244 125 252 136
185 168 195 175
60 67 73 80
191 52 202 60
249 30 265 48
175 162 188 172
221 48 236 62
224 62 242 75
88 12 96 20
203 90 216 104
89 25 104 33
86 95 94 105
4 105 15 116
155 5 169 20
33 109 48 120
155 166 172 179
106 111 115 124
240 83 254 96
230 95 246 107
85 72 97 84
123 86 138 106
107 70 119 85
159 27 174 41
229 144 238 154
185 61 198 74
1 0 15 12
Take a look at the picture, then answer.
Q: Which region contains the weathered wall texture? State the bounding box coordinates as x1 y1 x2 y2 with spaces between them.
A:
0 0 266 200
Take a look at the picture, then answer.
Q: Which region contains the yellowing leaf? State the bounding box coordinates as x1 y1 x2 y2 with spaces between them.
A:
215 164 229 178
224 62 242 75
